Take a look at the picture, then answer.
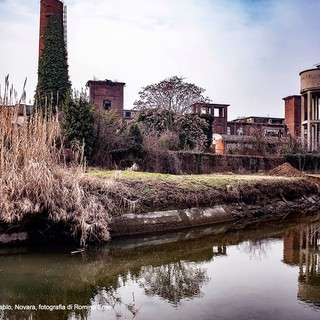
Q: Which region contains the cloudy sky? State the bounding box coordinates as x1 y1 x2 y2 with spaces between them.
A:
0 0 319 119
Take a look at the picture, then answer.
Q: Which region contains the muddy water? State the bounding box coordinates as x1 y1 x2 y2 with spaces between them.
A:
0 215 320 320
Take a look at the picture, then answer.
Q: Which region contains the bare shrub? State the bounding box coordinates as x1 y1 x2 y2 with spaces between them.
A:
158 131 180 150
141 133 181 174
91 110 125 168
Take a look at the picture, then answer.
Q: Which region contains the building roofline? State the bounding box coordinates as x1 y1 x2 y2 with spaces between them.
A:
229 116 285 122
299 68 320 76
282 95 301 100
86 79 126 86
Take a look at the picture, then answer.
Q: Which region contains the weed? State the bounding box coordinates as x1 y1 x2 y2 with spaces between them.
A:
0 77 134 246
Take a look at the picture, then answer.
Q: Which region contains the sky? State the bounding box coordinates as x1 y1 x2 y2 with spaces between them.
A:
0 0 319 120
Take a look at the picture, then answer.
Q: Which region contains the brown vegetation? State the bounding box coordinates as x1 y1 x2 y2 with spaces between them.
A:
0 79 133 246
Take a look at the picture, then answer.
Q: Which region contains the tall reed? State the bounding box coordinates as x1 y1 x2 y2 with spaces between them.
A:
0 76 132 246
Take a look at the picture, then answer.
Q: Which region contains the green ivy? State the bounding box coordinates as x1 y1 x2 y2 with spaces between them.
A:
36 14 71 112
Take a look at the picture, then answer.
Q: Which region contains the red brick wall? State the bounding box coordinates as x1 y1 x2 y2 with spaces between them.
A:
39 0 64 58
283 96 301 139
192 103 228 134
87 80 125 117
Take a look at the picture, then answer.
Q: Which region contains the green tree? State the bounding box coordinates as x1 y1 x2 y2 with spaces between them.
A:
36 14 71 112
62 95 95 158
174 113 209 151
126 123 144 162
197 113 214 149
136 108 175 134
135 108 210 152
134 76 211 113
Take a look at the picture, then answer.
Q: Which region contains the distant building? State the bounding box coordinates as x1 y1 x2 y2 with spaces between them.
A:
218 117 288 155
299 66 320 151
283 95 301 139
282 66 320 152
192 103 288 154
227 116 286 137
86 79 125 118
192 103 229 134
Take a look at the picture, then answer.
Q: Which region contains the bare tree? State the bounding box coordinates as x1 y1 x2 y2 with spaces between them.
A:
134 76 211 113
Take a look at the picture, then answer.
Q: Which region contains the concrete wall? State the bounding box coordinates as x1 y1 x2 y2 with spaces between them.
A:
176 152 284 174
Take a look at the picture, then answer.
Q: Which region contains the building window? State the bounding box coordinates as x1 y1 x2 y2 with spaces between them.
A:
124 111 132 118
214 108 220 117
265 129 279 137
236 127 243 135
227 126 231 135
103 99 111 110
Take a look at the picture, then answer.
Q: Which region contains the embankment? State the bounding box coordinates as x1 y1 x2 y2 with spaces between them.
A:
1 168 320 245
109 175 320 237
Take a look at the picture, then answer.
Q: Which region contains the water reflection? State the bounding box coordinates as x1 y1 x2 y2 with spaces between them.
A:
283 222 320 306
0 215 320 319
139 261 209 305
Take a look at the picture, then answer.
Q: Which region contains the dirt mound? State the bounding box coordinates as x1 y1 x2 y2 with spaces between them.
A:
268 162 305 177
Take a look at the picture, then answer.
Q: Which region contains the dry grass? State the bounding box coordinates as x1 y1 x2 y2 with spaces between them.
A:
88 169 298 191
0 77 133 246
86 168 314 215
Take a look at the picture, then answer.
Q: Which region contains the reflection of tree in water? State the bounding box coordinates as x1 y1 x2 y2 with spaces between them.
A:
94 287 141 319
239 240 271 261
139 261 209 305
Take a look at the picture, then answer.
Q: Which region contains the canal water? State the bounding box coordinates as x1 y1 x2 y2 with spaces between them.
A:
0 214 320 320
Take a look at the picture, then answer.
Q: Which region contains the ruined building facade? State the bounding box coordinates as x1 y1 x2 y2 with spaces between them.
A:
300 67 320 151
192 103 288 154
282 66 320 152
86 80 125 118
194 66 320 154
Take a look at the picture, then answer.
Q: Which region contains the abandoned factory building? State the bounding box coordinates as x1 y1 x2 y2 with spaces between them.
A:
192 102 289 154
87 66 320 154
193 66 320 154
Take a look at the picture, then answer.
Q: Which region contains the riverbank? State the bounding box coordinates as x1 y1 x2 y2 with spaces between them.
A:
93 168 320 237
1 164 320 246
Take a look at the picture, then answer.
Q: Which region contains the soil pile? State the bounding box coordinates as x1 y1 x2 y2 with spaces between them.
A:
268 162 305 177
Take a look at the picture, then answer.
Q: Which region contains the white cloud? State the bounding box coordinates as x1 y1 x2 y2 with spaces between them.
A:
1 0 320 119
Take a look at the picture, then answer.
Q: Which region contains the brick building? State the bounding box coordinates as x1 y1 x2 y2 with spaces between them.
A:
192 103 229 134
193 103 288 154
227 116 286 137
86 79 125 118
282 66 320 151
283 95 301 139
